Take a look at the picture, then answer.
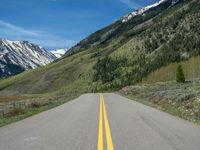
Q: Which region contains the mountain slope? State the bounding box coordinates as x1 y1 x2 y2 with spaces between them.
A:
0 0 199 95
0 39 56 78
66 0 182 56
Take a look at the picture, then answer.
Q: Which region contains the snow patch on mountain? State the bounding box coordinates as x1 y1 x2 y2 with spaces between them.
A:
122 0 179 23
51 49 68 58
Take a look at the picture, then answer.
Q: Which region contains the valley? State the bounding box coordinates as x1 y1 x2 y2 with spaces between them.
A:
0 1 200 148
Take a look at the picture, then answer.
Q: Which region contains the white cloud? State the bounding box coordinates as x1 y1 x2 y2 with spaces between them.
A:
0 20 39 37
0 20 76 49
119 0 141 9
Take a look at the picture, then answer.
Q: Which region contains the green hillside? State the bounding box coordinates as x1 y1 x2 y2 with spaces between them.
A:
0 0 199 96
0 50 95 95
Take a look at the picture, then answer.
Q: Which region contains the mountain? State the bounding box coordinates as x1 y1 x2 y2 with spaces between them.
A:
122 0 180 23
0 0 199 96
0 39 57 78
51 49 68 58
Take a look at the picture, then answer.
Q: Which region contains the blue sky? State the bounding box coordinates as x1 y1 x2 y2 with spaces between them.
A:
0 0 158 50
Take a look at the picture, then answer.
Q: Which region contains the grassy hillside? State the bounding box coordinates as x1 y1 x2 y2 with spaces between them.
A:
142 56 200 83
0 0 199 96
0 49 96 96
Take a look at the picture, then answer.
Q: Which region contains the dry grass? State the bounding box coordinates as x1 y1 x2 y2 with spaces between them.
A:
0 96 41 103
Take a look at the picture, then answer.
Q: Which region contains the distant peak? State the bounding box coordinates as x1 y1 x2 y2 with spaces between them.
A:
51 48 68 58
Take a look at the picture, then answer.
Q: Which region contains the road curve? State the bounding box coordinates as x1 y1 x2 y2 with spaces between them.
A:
0 93 200 150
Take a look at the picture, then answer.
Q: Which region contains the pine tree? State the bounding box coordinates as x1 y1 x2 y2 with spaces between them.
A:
176 65 185 83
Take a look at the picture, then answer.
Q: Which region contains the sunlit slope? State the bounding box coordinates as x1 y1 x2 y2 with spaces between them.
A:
142 56 200 83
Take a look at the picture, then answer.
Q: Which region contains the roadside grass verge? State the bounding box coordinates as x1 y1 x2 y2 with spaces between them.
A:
0 93 81 127
119 80 200 125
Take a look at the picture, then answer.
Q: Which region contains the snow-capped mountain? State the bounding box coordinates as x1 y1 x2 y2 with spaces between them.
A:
0 39 57 78
51 49 68 58
122 0 180 23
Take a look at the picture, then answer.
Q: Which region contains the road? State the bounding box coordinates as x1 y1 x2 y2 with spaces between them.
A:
0 93 200 150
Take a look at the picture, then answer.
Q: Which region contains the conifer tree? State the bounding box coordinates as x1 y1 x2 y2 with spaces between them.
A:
176 65 185 83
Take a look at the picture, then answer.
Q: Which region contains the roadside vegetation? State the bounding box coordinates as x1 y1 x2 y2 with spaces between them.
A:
0 92 85 127
119 79 200 125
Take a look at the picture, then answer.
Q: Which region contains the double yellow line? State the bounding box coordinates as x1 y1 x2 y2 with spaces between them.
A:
98 94 114 150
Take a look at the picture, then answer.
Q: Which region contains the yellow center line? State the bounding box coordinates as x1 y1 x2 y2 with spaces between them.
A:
98 93 103 150
98 93 114 150
102 94 114 150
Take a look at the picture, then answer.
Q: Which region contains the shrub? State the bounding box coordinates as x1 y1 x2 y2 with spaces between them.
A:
29 102 41 108
5 108 24 117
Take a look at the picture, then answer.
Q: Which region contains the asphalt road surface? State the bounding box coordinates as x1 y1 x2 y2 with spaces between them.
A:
0 93 200 150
